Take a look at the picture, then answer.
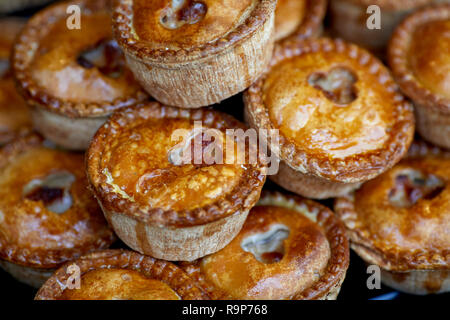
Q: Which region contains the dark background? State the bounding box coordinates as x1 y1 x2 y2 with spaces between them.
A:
1 2 448 302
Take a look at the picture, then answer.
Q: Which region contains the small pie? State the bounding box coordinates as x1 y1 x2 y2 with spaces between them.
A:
0 18 32 146
112 0 277 108
244 38 415 199
13 0 148 150
181 191 349 300
0 134 115 288
335 145 450 295
87 102 267 261
35 250 209 300
274 0 327 41
0 0 52 13
389 4 450 149
329 0 434 53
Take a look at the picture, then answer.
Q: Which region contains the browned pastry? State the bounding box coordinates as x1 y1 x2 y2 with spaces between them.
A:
87 102 267 261
244 38 415 199
274 0 327 41
335 145 450 295
0 134 115 288
181 191 349 300
112 0 277 108
13 0 148 150
0 18 32 146
35 250 209 300
389 4 450 149
329 0 433 53
0 0 53 13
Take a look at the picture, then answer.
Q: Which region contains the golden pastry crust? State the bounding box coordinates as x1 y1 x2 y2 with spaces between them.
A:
13 0 147 118
0 134 115 269
35 250 209 300
275 0 327 41
335 155 450 271
181 191 349 300
244 38 414 183
113 0 276 63
389 4 450 113
87 102 267 228
0 18 31 145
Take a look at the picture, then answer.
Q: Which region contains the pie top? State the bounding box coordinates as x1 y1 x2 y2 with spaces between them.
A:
113 0 277 62
87 102 267 227
181 191 349 300
35 250 209 300
13 0 147 118
245 38 414 183
60 269 181 300
0 19 31 145
335 154 450 271
389 4 450 112
0 134 115 269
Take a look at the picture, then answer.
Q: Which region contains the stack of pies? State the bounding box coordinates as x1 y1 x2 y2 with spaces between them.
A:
0 0 446 300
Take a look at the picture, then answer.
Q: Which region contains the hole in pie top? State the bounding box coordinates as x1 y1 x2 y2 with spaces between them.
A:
308 67 358 105
389 169 445 208
160 0 207 30
167 127 220 168
23 171 76 214
241 224 290 264
77 39 124 78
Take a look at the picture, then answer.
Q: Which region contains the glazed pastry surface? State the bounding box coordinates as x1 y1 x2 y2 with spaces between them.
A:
263 50 396 159
30 11 140 103
0 140 113 268
352 157 450 254
100 117 244 211
274 0 306 40
132 0 257 49
60 269 181 300
199 204 330 299
409 19 450 100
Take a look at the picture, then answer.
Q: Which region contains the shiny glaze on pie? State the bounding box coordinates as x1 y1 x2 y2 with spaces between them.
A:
181 192 350 300
88 103 267 227
60 269 181 300
197 205 330 299
100 118 244 212
409 19 450 100
274 0 306 40
336 155 450 270
132 0 257 49
30 9 139 104
263 48 397 160
0 135 115 268
0 19 31 145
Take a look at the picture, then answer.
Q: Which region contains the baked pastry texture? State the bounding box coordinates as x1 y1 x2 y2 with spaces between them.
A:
0 134 115 288
0 0 52 13
87 102 267 261
13 0 147 150
274 0 327 41
181 191 349 300
244 38 415 199
35 250 209 300
389 4 450 149
329 0 433 53
0 18 32 146
335 145 450 295
112 0 276 108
